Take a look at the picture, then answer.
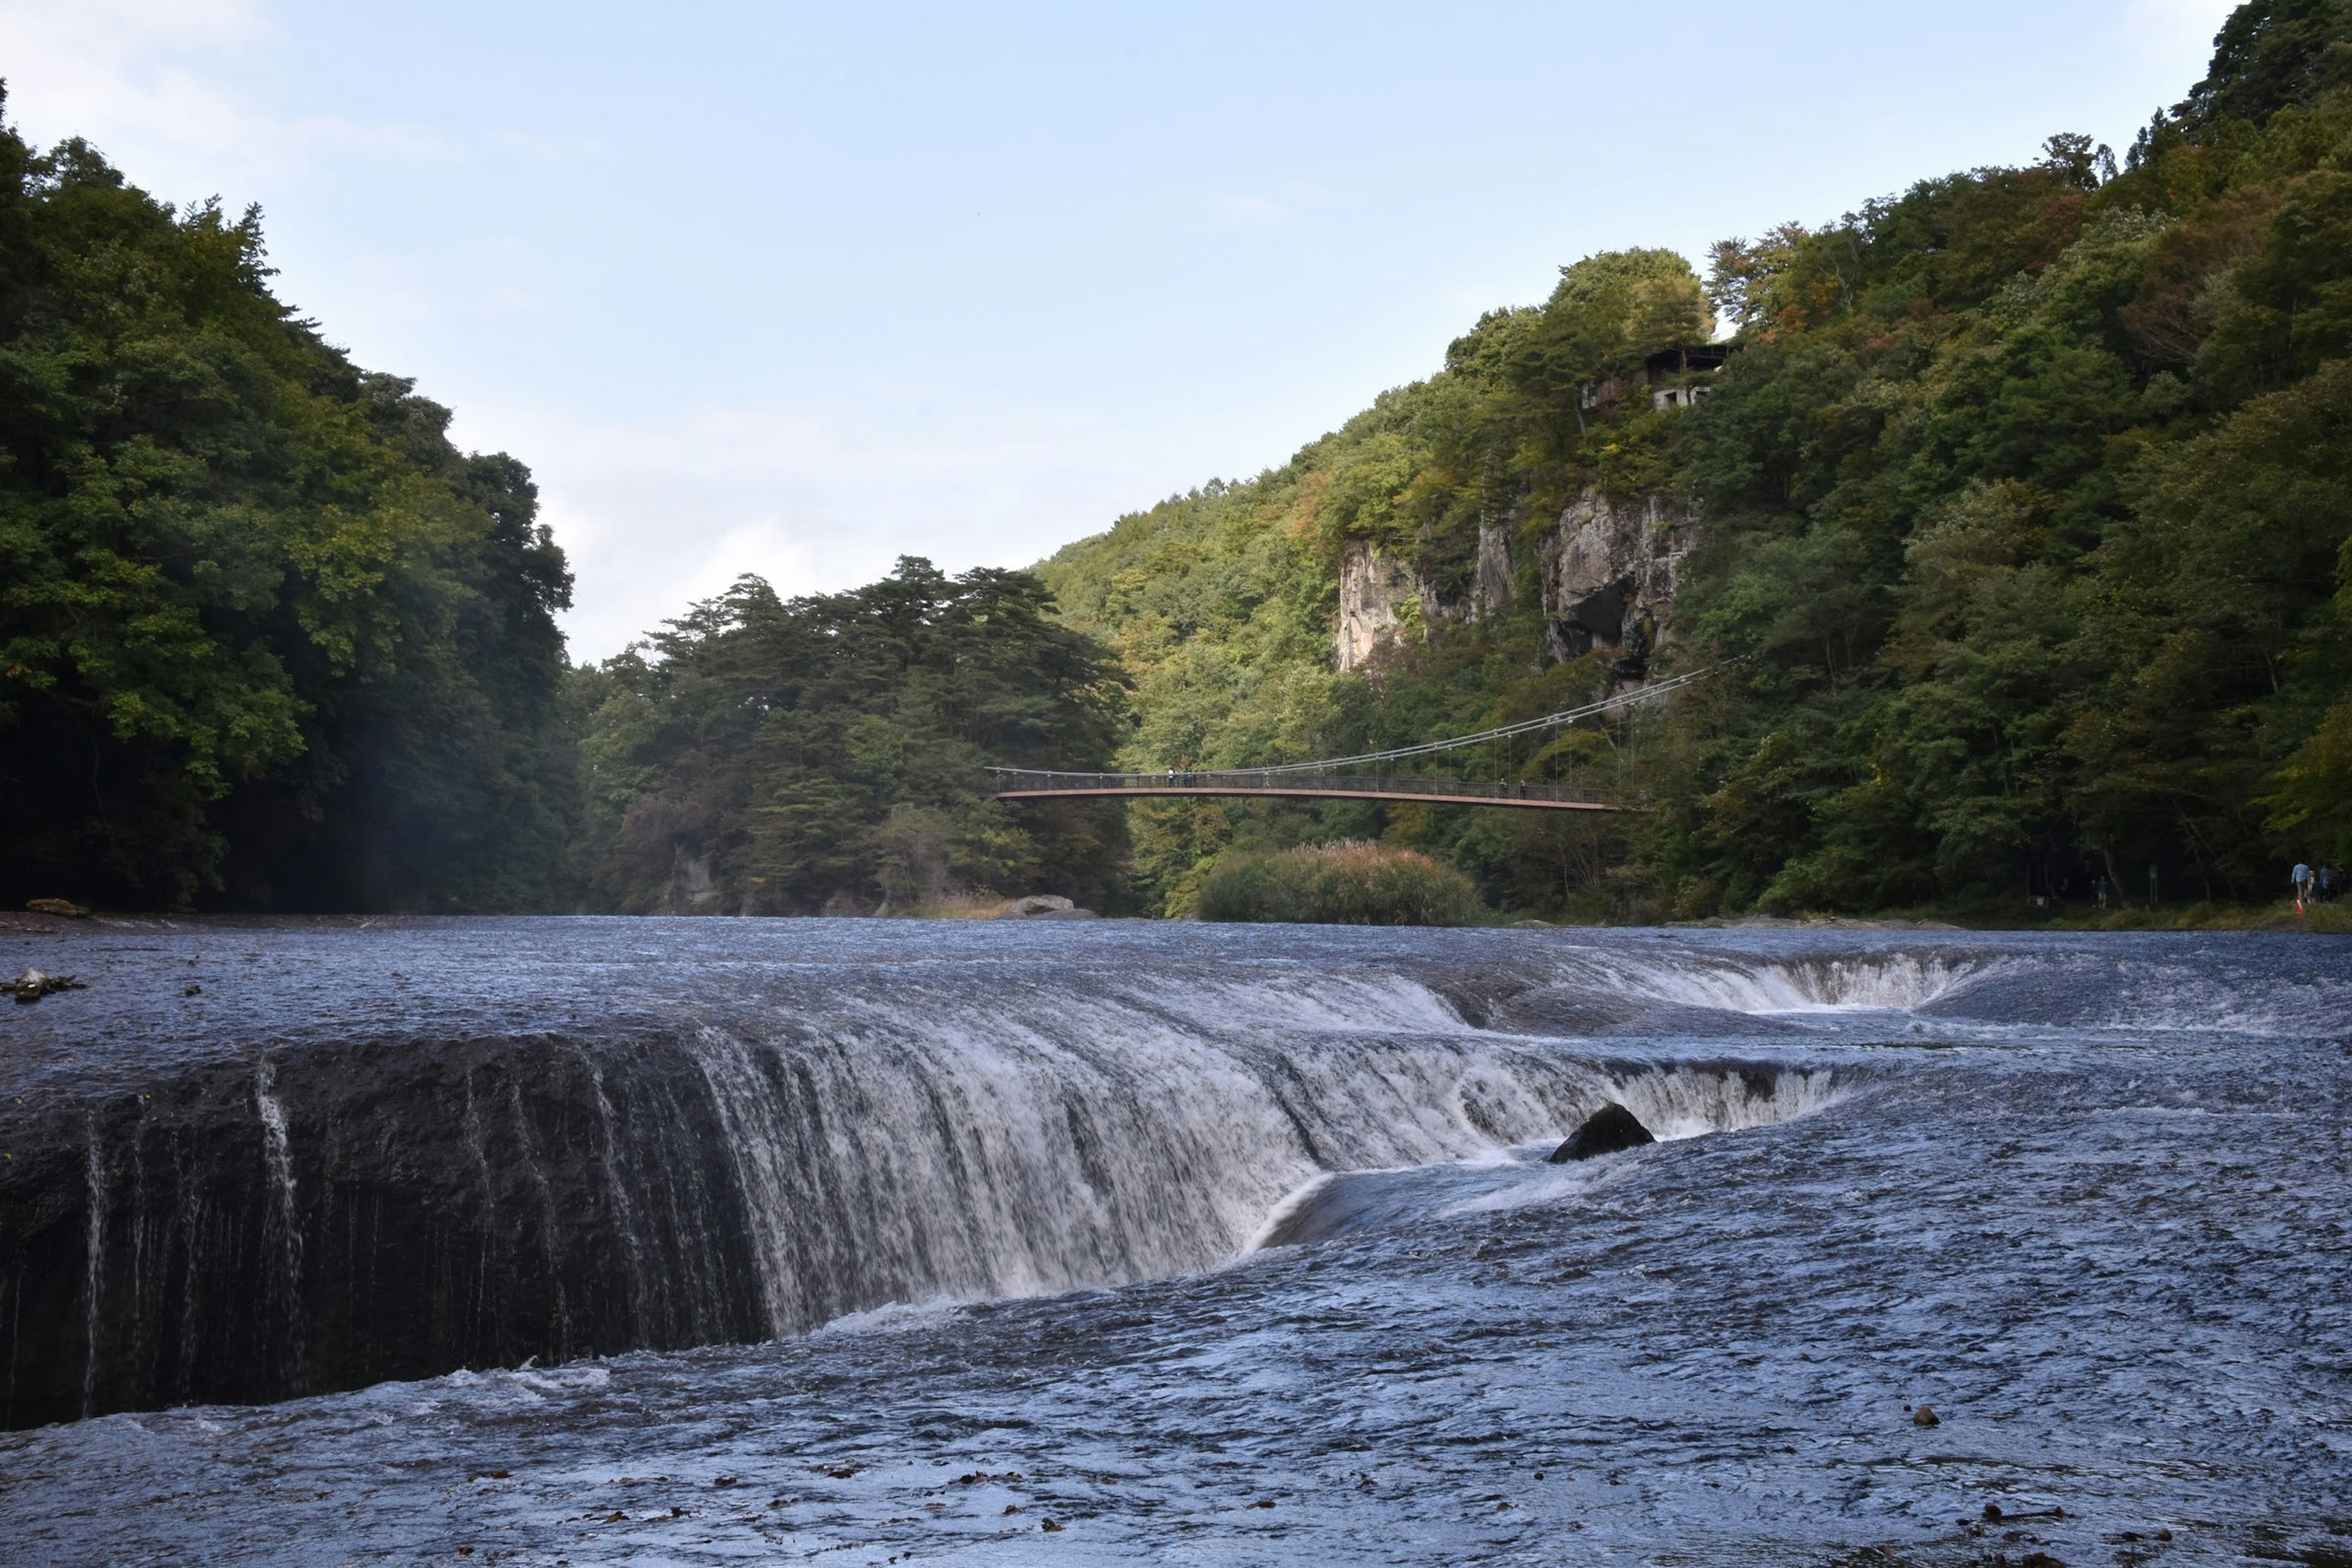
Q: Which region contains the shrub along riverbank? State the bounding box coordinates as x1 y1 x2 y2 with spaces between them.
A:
1196 842 1487 925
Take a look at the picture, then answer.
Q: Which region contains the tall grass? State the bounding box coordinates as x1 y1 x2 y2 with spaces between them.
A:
1196 841 1487 926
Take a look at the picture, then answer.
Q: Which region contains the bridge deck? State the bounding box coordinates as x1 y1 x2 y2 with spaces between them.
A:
987 771 1621 812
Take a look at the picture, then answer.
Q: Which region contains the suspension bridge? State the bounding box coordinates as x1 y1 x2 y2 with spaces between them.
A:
986 664 1724 813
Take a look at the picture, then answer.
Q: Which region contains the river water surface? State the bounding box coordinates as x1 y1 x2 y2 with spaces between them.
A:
0 918 2345 1566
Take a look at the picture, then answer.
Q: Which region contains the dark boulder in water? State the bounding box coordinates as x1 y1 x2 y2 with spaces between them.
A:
1545 1102 1655 1163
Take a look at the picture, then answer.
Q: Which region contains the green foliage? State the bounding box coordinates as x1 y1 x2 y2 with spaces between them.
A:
570 558 1128 914
0 107 575 910
1657 0 2352 913
2193 168 2352 402
2176 0 2352 132
1045 0 2352 921
1508 249 1713 429
1035 242 1701 918
1196 840 1485 925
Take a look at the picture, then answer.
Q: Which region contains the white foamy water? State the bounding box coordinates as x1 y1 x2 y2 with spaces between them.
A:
1563 948 1985 1014
7 921 2347 1568
684 967 1826 1339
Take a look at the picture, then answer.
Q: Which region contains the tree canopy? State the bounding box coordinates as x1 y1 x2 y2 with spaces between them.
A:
0 99 575 910
568 559 1128 914
1039 0 2352 921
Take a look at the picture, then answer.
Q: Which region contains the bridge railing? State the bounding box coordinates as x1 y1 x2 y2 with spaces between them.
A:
985 769 1622 809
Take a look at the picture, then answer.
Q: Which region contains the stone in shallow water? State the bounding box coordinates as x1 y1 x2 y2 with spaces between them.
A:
1006 895 1075 917
10 967 84 1003
1545 1102 1656 1163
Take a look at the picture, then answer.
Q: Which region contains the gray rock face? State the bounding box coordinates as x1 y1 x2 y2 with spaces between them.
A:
10 968 83 1003
1330 488 1692 676
1335 540 1417 672
1545 1102 1657 1163
665 846 720 914
1539 488 1693 673
1472 521 1515 619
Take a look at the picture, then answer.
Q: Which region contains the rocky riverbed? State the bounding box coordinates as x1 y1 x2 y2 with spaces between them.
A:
0 918 2345 1564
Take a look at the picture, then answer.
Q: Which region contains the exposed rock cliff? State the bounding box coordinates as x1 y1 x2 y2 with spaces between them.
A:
1472 520 1515 620
1539 488 1693 675
1331 489 1693 677
1335 540 1417 672
665 846 721 914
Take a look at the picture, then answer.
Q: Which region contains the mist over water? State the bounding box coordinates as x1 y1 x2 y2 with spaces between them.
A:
1 919 2346 1565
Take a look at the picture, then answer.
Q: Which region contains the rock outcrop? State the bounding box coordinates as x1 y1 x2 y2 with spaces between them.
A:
1005 895 1097 919
1539 488 1693 674
1335 540 1417 672
10 968 84 1003
1472 520 1515 619
1332 489 1693 676
1545 1101 1657 1163
665 844 722 914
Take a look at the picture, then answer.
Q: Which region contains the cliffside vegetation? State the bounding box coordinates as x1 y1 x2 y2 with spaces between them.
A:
1039 0 2352 921
0 96 575 911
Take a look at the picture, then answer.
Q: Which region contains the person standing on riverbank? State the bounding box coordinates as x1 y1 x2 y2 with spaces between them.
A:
2293 861 2314 914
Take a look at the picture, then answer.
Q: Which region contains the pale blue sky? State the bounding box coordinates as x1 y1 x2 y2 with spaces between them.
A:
3 0 2238 655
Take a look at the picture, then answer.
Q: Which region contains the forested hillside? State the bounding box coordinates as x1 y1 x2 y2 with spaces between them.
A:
8 0 2346 923
1038 0 2352 921
565 560 1128 914
0 97 575 911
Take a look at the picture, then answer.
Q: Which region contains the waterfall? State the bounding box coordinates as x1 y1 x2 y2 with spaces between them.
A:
582 1057 651 1341
0 932 1896 1428
507 1077 573 1362
676 970 1841 1340
252 1057 306 1396
81 1115 104 1420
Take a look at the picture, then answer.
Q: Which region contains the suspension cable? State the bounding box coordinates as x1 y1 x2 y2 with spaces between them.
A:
989 661 1731 778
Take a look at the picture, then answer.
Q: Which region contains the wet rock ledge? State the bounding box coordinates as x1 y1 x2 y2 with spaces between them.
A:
0 1034 767 1430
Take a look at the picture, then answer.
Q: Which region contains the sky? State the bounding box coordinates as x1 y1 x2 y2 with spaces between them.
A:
0 0 2242 658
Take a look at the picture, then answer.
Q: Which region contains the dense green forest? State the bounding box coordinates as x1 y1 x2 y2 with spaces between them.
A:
566 560 1126 914
0 97 1128 916
7 0 2349 922
0 97 576 911
1037 0 2352 921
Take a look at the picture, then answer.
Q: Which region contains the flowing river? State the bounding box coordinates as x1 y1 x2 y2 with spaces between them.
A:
0 918 2345 1564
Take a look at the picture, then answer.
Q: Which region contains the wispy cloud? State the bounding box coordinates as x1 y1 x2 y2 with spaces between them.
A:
490 127 607 163
0 0 455 194
0 0 267 167
1207 181 1338 230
